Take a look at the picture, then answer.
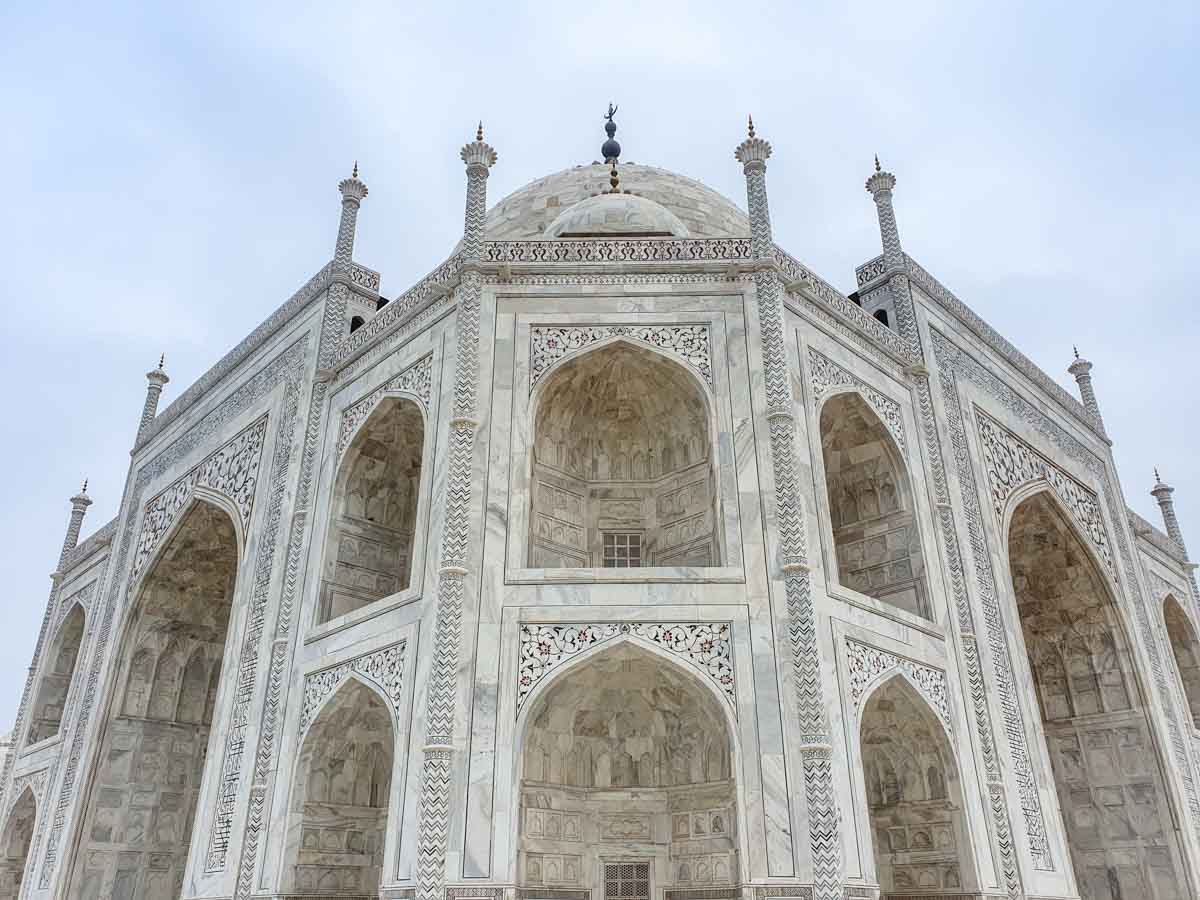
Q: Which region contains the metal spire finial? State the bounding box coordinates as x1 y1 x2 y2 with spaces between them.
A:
158 353 165 369
1156 467 1162 483
601 104 621 165
874 154 881 173
1073 345 1079 359
352 160 358 179
476 122 484 142
81 478 88 494
747 115 755 139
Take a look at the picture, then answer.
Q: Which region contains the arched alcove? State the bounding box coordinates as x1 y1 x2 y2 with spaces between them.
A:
320 397 424 622
27 603 86 744
820 392 927 617
0 787 36 900
859 677 973 896
1008 491 1184 898
70 500 238 900
529 343 720 568
285 679 393 895
519 644 738 895
1163 596 1200 729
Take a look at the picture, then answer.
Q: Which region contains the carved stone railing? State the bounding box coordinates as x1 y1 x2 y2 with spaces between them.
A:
1129 507 1188 564
332 253 464 368
485 237 753 265
773 247 917 364
348 262 380 293
136 262 334 450
855 253 886 288
904 254 1106 441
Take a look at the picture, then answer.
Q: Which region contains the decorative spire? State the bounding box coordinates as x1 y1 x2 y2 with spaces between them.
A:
601 103 621 163
476 121 484 142
460 122 498 170
352 160 358 179
734 114 772 168
1067 347 1104 429
335 162 368 267
136 354 171 445
57 478 94 573
1151 469 1189 556
747 115 755 138
874 153 881 173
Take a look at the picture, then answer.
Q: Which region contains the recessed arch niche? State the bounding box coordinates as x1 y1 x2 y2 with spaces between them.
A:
819 391 927 617
859 676 974 895
1163 596 1200 730
284 678 394 895
0 787 37 899
69 500 238 900
518 644 738 894
1008 491 1185 898
320 396 424 622
27 603 86 744
529 342 721 568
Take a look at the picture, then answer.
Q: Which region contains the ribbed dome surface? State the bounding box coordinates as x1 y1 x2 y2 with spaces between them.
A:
485 163 749 240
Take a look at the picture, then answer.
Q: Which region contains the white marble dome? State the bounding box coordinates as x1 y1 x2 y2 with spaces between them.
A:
543 191 689 238
484 162 749 239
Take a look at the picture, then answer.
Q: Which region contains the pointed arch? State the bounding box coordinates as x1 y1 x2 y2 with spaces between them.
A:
1006 489 1186 894
858 676 974 894
514 641 741 892
320 395 425 622
27 602 87 745
819 390 928 617
1163 594 1200 729
528 339 723 568
285 677 395 895
0 786 36 899
69 497 239 900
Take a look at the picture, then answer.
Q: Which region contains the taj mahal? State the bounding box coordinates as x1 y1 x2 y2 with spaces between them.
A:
2 108 1199 900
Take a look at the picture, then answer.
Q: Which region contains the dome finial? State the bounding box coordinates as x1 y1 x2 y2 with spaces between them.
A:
601 103 621 164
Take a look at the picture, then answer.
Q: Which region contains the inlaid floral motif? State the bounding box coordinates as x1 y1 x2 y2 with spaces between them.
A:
337 354 433 458
808 348 906 451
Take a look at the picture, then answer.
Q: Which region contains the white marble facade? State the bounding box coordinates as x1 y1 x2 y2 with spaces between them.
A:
3 122 1200 900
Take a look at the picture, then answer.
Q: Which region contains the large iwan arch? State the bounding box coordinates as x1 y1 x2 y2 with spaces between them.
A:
529 341 722 568
68 499 239 900
516 642 739 896
27 602 86 745
1007 490 1185 898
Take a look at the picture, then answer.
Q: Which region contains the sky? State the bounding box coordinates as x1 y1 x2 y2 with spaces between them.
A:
0 0 1197 730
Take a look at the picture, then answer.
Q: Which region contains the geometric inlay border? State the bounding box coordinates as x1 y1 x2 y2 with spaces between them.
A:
530 325 712 390
516 622 734 714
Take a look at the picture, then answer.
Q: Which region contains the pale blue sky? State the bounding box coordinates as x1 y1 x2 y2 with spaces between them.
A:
1 1 1197 729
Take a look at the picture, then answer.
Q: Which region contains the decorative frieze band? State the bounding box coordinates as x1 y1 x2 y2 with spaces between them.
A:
808 348 906 451
299 641 407 736
337 354 434 458
488 237 752 266
975 411 1114 575
130 415 269 583
516 622 735 714
530 325 712 390
845 638 950 728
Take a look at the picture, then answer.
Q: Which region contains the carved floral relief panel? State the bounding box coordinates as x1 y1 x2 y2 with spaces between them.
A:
807 347 906 452
516 622 735 714
844 638 950 728
336 354 433 458
975 410 1114 575
530 325 712 389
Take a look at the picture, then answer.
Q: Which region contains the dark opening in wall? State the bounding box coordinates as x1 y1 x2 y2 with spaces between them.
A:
349 316 365 333
873 309 889 327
